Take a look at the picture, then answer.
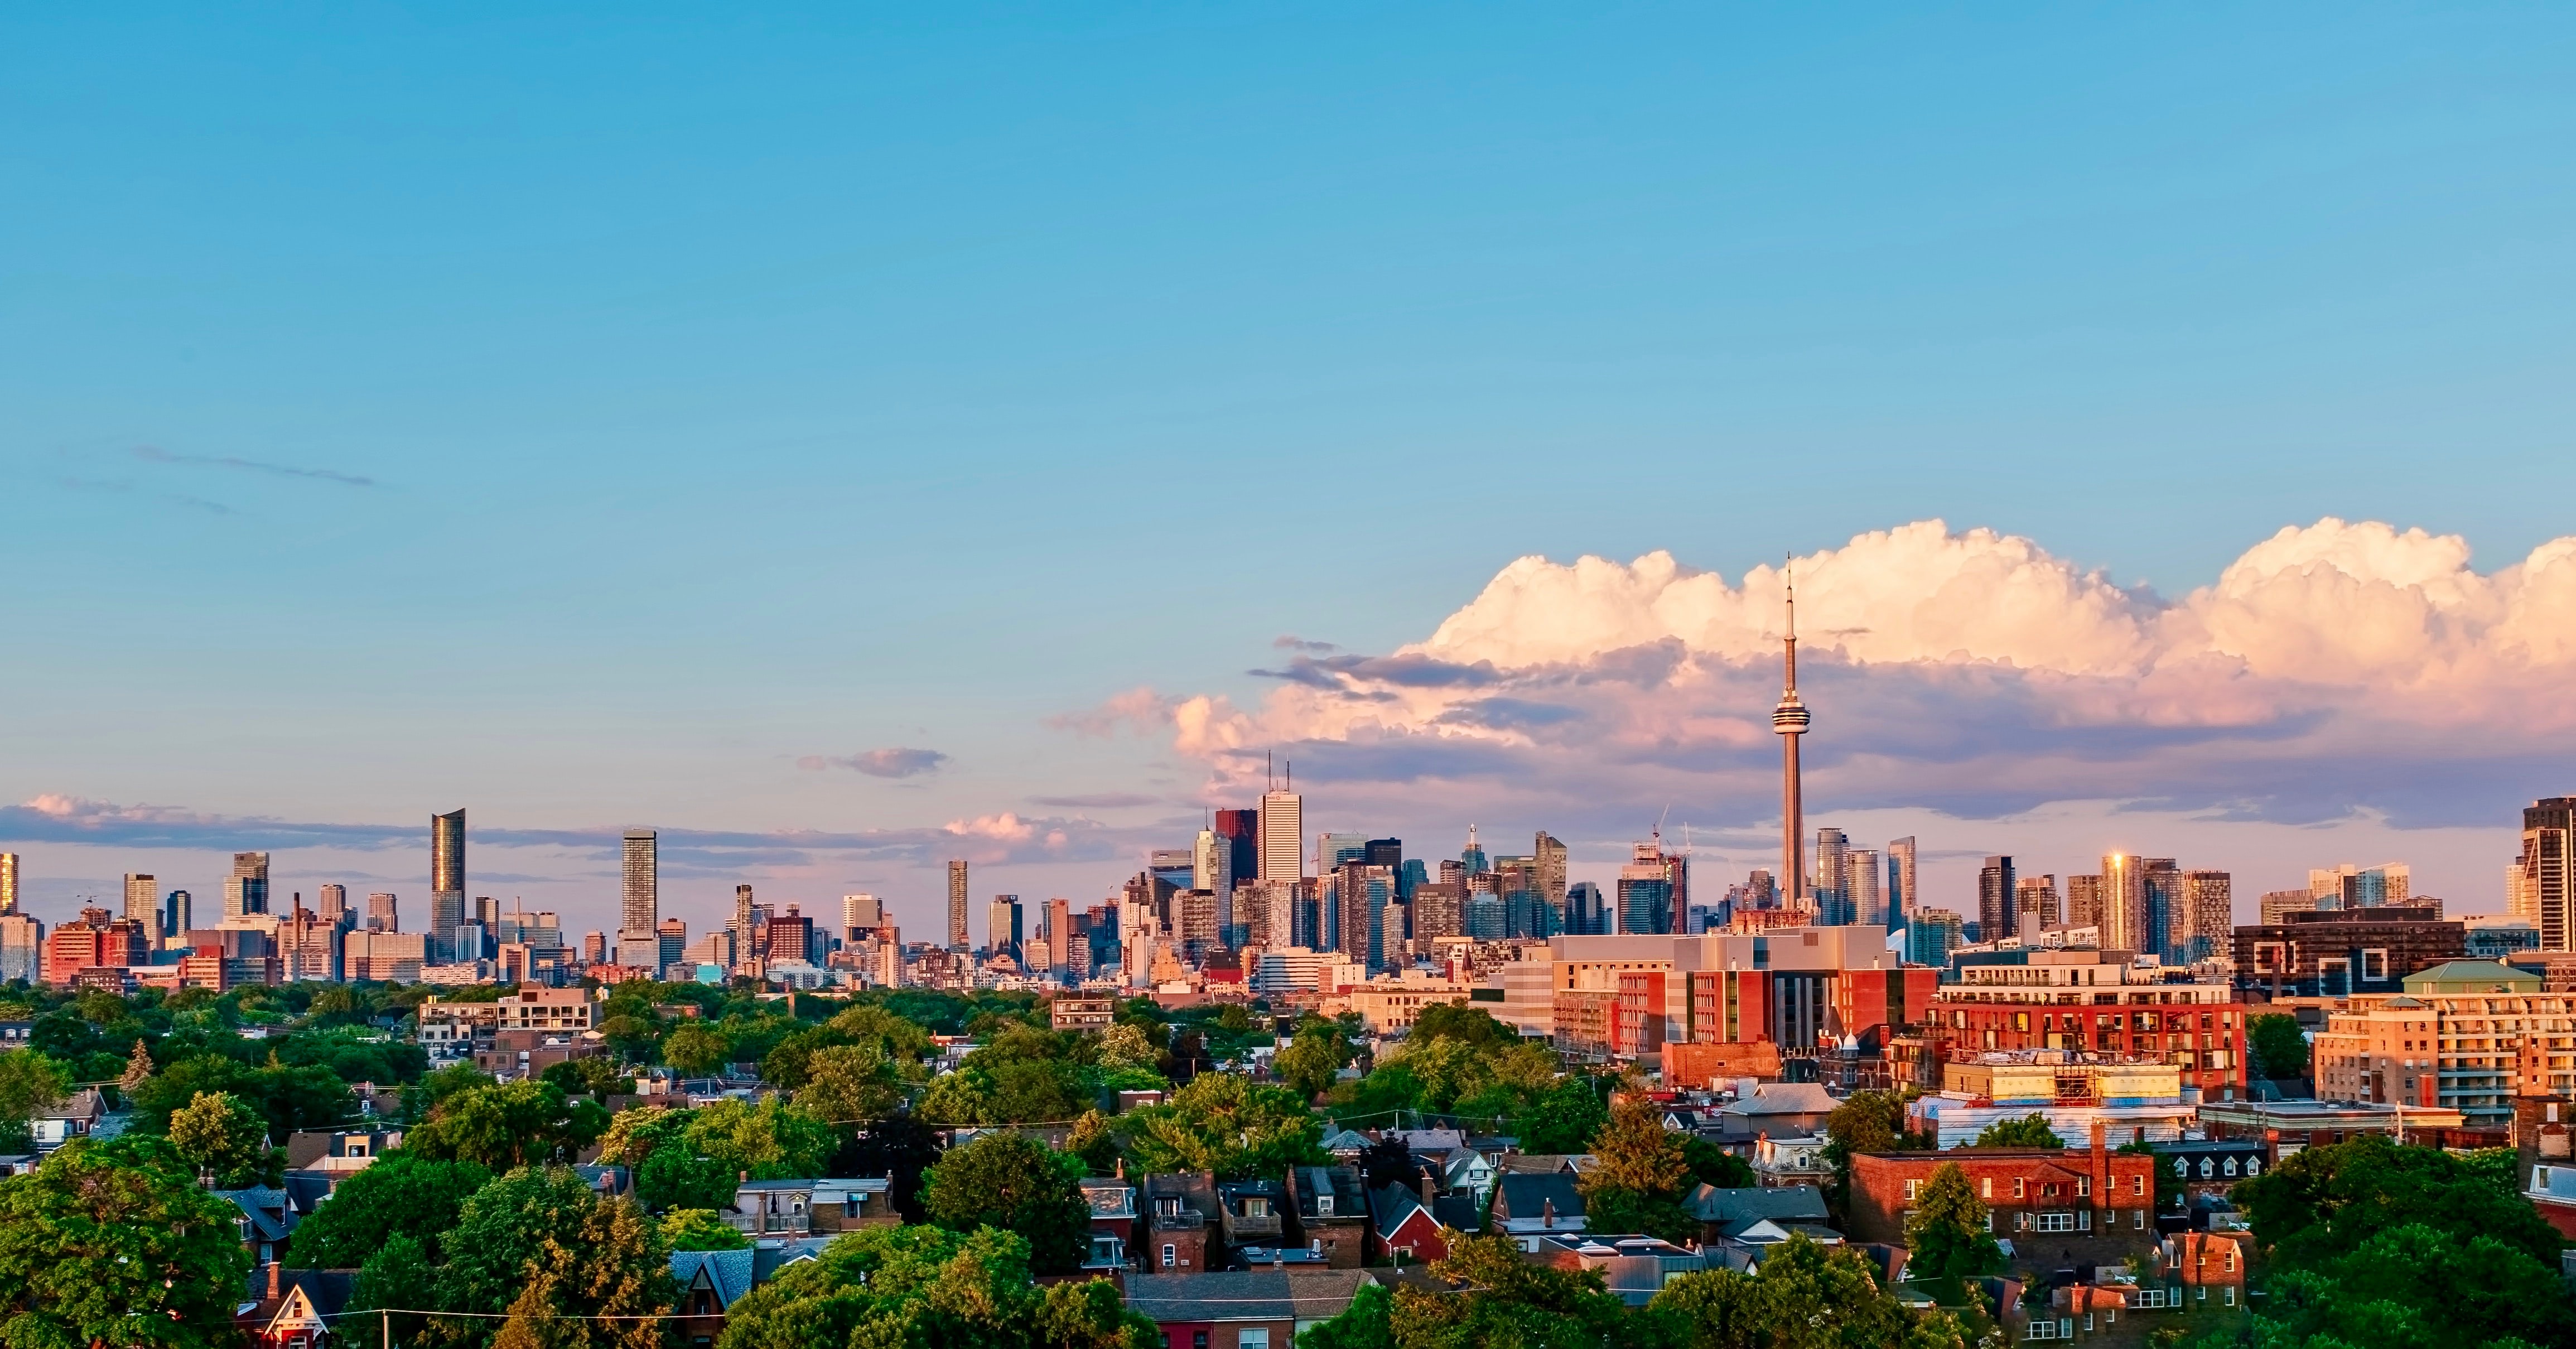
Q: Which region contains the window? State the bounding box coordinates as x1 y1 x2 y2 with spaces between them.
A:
2014 1178 2026 1199
2076 1176 2090 1197
1193 1333 1208 1349
2132 1175 2146 1196
2222 1158 2239 1178
2225 1286 2236 1307
2133 1208 2147 1229
1162 1244 1177 1269
2173 1158 2189 1177
2016 1212 2031 1231
2035 1211 2076 1233
2245 1158 2261 1176
1238 1332 1270 1349
1905 1179 1921 1201
1981 1178 1994 1199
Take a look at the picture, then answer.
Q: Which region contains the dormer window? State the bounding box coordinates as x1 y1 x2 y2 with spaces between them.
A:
1317 1196 1334 1216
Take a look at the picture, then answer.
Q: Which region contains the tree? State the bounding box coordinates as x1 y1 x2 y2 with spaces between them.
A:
1653 1232 1971 1349
1515 1073 1609 1154
1296 1281 1396 1349
2234 1134 2563 1271
0 1049 69 1153
417 1166 670 1349
1410 1004 1515 1049
1273 1023 1350 1100
662 1023 729 1077
1094 1022 1161 1073
600 1099 835 1212
712 1224 1148 1349
289 1152 494 1268
1117 1071 1330 1180
2249 1013 2310 1079
829 1116 947 1222
169 1090 283 1187
0 1135 252 1349
795 1043 901 1122
1821 1088 1918 1208
541 1057 631 1099
921 1131 1093 1275
407 1080 610 1172
1680 1134 1755 1190
1579 1090 1696 1242
1971 1113 2062 1148
118 1038 155 1093
660 1208 750 1251
1904 1163 2002 1297
1385 1232 1634 1347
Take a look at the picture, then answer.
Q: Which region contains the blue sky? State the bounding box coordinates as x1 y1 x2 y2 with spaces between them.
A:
6 6 2574 938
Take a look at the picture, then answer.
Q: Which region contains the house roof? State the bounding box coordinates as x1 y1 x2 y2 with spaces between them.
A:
32 1088 104 1122
749 1237 834 1283
1494 1172 1585 1219
1683 1183 1830 1230
1319 1129 1375 1153
1720 1083 1839 1117
669 1249 756 1308
1431 1193 1483 1232
1124 1270 1376 1324
1367 1183 1437 1241
238 1269 356 1332
215 1188 298 1244
1498 1153 1588 1174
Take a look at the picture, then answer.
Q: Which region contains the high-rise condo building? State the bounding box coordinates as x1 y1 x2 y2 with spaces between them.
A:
620 831 659 937
988 895 1022 958
1258 788 1303 883
1535 832 1569 910
2015 875 2059 937
658 917 688 971
1566 880 1607 935
1976 856 2015 943
367 893 397 932
431 809 466 961
2101 853 2147 955
1460 825 1489 878
1046 897 1071 969
1195 828 1234 896
1846 847 1883 927
842 893 884 938
1335 863 1395 970
2308 863 2411 908
1813 827 1850 919
1315 833 1369 875
224 852 271 920
2141 857 2182 961
2182 870 2233 963
1907 908 1965 965
317 883 348 928
164 890 192 941
1886 837 1917 931
947 860 970 950
124 874 160 942
0 853 17 914
1618 841 1675 935
2066 874 2105 931
2516 798 2576 951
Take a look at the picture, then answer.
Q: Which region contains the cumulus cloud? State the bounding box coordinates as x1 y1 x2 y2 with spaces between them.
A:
1080 519 2576 835
796 747 949 778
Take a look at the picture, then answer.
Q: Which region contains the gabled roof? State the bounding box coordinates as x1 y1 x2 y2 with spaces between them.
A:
238 1269 355 1333
669 1249 756 1308
1125 1270 1376 1324
32 1088 104 1122
1367 1183 1438 1241
1720 1083 1839 1117
1493 1172 1584 1220
1684 1183 1830 1232
215 1188 299 1244
1498 1153 1589 1174
1319 1128 1375 1153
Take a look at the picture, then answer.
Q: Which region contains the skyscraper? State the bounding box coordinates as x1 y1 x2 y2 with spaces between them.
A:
431 810 466 962
1315 833 1369 874
2101 853 2147 955
2066 874 2105 931
223 852 271 920
1213 808 1259 884
2182 870 2232 963
165 890 192 940
368 892 398 932
1335 861 1393 969
2015 874 2059 937
1258 787 1303 883
1460 826 1488 878
318 883 348 928
1773 573 1812 910
947 860 969 950
2517 797 2576 952
1618 840 1675 935
0 853 17 914
1976 856 2015 943
988 895 1022 959
124 874 160 942
2141 857 2182 961
620 831 658 938
1886 837 1917 932
1813 827 1850 921
1566 880 1607 935
1846 847 1883 927
1534 832 1569 911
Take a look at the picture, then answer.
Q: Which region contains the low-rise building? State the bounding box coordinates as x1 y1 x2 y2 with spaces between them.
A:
1145 1173 1218 1273
1909 1054 2196 1149
1050 995 1118 1031
725 1178 896 1236
1846 1134 2158 1269
2234 905 2463 999
1522 1234 1710 1304
1490 1172 1587 1242
2193 1098 2465 1163
2310 960 2576 1124
1123 1270 1376 1349
1284 1165 1366 1268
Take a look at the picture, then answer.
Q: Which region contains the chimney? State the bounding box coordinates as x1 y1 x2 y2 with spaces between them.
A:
2089 1120 2109 1211
267 1261 282 1299
1116 1157 1126 1179
1420 1175 1435 1204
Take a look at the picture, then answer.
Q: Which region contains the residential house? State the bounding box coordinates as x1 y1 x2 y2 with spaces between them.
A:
235 1265 355 1349
1497 1153 1593 1175
284 1128 403 1174
1318 1127 1374 1160
1713 1082 1839 1144
29 1087 106 1153
1284 1165 1367 1268
217 1187 301 1265
1429 1146 1496 1202
1124 1269 1377 1349
1846 1135 2159 1269
1145 1173 1219 1273
1683 1184 1832 1249
1215 1178 1287 1265
1490 1172 1587 1244
1523 1234 1708 1304
1082 1172 1140 1273
1749 1133 1830 1188
1366 1183 1449 1265
2150 1139 2267 1205
0 1021 30 1049
669 1248 756 1347
727 1177 895 1236
2157 1229 2248 1312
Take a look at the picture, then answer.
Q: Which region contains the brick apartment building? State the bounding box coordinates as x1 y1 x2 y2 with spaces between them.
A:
1846 1130 2160 1270
2234 906 2464 998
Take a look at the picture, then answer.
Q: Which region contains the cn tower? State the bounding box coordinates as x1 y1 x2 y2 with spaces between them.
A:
1772 571 1810 910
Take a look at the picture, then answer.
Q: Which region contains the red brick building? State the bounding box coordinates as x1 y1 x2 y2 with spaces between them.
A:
1922 1002 2250 1100
42 907 145 987
1846 1134 2160 1269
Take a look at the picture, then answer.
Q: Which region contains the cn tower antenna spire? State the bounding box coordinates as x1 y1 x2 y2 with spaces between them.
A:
1772 558 1812 913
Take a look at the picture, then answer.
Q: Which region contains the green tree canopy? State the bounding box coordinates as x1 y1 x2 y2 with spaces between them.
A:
2249 1012 2310 1078
2251 1223 2576 1349
364 1165 669 1349
169 1089 284 1187
0 1136 252 1349
1578 1090 1696 1242
794 1043 902 1123
712 1225 1145 1349
2234 1134 2562 1270
289 1151 494 1268
661 1022 730 1077
1651 1232 1971 1349
660 1208 750 1251
0 1049 70 1154
1971 1113 2062 1148
919 1131 1093 1275
1680 1134 1756 1190
1903 1163 2001 1296
405 1080 610 1172
1117 1071 1330 1180
1389 1231 1634 1347
597 1099 833 1212
129 1052 354 1141
1273 1022 1352 1101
